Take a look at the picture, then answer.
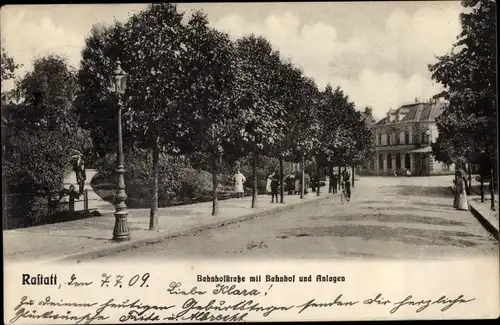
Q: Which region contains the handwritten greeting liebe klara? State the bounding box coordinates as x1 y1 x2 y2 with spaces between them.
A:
10 280 475 323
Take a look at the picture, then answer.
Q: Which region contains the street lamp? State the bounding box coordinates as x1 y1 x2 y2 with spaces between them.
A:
109 60 130 242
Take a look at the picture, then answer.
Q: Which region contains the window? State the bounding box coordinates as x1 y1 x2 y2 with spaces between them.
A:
405 154 411 169
395 132 400 145
421 132 426 144
387 134 391 145
387 153 393 170
378 134 382 145
396 153 401 169
404 131 410 144
378 154 384 170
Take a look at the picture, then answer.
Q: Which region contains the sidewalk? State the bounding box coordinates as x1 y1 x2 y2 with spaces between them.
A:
450 184 499 240
3 185 334 263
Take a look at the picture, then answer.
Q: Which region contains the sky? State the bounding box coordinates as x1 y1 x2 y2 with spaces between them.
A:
1 2 464 120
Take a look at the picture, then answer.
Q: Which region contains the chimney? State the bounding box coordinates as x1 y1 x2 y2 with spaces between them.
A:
365 106 372 115
414 97 419 103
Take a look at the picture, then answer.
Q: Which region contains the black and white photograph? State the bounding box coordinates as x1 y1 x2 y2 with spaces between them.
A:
2 1 498 322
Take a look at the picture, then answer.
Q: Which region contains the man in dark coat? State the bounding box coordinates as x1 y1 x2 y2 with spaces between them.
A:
330 173 338 194
271 174 280 203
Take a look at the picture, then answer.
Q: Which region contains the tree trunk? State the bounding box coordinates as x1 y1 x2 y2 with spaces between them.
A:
338 165 341 191
316 156 320 197
328 163 333 193
279 157 284 204
211 152 218 216
480 164 485 203
467 164 472 189
251 151 257 208
490 167 495 211
149 143 160 230
300 155 305 199
352 166 355 188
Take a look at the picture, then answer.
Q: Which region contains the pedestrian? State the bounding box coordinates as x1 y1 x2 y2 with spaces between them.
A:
266 173 273 195
311 174 317 192
294 171 301 194
343 168 351 202
405 169 411 177
331 172 338 194
68 184 80 213
454 170 469 211
72 152 86 194
271 174 280 203
232 169 246 199
304 172 311 195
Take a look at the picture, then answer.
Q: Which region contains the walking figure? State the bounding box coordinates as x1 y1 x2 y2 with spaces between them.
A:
330 172 338 194
72 152 86 194
342 168 351 202
232 169 246 199
270 173 280 203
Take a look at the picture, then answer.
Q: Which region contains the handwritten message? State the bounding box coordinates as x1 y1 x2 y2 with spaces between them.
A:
9 272 476 323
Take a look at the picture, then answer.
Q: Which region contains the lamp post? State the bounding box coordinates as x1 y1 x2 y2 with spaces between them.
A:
109 60 131 242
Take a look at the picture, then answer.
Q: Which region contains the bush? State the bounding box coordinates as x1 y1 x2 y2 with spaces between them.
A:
94 149 219 204
179 168 213 200
4 125 92 223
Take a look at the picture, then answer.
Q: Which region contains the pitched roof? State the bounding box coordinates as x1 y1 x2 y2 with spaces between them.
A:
375 101 445 126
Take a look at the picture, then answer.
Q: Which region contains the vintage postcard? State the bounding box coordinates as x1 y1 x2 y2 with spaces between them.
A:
2 1 498 322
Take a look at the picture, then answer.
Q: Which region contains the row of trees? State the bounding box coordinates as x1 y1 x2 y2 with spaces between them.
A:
2 4 374 228
429 0 496 206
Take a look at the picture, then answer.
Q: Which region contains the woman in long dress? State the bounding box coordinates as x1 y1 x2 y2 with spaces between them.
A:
266 173 273 194
455 171 469 211
232 170 246 198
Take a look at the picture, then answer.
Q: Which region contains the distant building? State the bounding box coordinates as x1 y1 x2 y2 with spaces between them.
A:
366 98 454 176
357 106 376 174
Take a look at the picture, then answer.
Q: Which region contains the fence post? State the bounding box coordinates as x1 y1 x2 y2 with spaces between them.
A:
3 195 6 230
84 189 89 217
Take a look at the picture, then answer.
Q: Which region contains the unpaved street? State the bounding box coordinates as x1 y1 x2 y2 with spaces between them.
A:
80 176 498 262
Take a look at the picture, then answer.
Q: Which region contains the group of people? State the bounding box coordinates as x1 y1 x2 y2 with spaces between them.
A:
231 167 354 203
329 168 352 202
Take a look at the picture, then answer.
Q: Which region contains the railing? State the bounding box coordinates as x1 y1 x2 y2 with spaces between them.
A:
3 189 96 230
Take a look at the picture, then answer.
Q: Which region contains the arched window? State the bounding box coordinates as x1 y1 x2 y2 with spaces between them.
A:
387 153 393 170
404 131 410 144
378 134 382 145
378 154 384 170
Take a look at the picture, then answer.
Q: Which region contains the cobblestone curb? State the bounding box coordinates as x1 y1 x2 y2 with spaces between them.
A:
449 186 499 240
55 194 334 263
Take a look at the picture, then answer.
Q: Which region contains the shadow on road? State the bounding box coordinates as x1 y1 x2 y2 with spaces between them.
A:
311 212 466 227
392 185 454 198
278 224 482 248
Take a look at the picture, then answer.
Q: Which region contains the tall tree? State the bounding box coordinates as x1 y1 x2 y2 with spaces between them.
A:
429 0 496 173
180 11 237 215
76 22 127 157
121 3 191 229
289 76 321 199
1 47 21 105
232 35 286 208
271 59 304 203
4 55 92 218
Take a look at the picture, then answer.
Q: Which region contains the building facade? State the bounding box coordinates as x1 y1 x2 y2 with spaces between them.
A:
367 98 454 176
